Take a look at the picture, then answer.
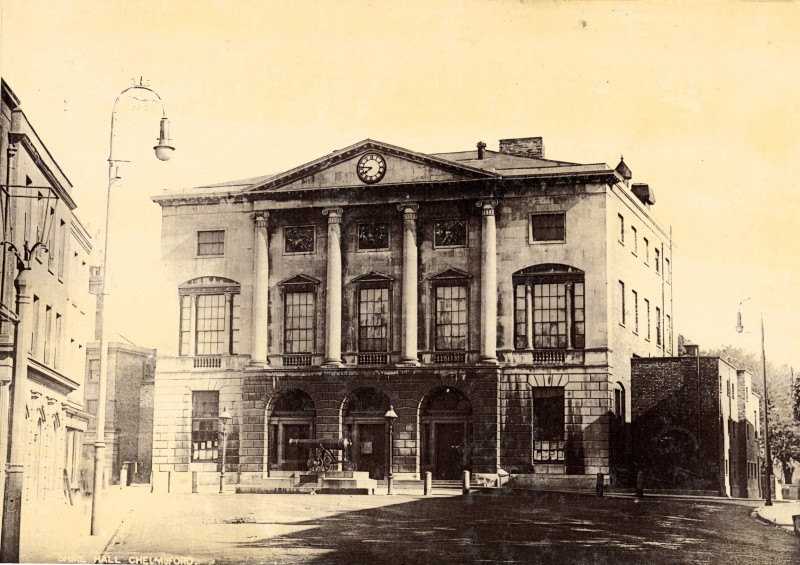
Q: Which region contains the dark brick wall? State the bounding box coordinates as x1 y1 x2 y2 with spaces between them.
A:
631 357 722 491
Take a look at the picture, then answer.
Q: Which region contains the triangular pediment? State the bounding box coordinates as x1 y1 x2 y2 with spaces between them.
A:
349 271 394 284
429 268 471 281
246 139 498 194
278 274 320 286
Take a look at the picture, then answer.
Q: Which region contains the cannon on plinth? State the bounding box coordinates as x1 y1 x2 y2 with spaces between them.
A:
288 437 354 473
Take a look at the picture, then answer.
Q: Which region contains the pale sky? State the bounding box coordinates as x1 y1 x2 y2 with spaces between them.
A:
2 1 799 368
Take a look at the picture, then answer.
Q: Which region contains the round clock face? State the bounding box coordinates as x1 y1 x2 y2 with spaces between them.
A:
356 153 387 184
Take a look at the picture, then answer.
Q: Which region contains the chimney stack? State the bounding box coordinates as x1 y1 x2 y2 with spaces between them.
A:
498 137 544 159
477 141 486 160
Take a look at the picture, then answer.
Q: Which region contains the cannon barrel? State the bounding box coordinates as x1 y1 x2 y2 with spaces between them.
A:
288 437 351 451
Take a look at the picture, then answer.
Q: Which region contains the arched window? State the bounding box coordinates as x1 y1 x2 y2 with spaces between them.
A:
178 277 241 356
513 264 584 350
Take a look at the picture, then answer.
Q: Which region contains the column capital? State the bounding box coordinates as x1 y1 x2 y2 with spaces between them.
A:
322 208 344 223
476 199 498 215
251 211 269 228
397 202 419 220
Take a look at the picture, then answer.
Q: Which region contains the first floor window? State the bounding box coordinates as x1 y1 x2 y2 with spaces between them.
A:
645 299 651 340
632 290 639 333
532 387 565 462
358 285 390 352
513 265 584 350
284 290 315 353
192 391 219 461
196 294 226 355
435 284 468 351
178 277 241 356
618 281 625 326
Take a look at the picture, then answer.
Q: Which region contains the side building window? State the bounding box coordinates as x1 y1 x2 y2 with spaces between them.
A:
178 277 241 356
191 390 219 461
532 387 565 463
530 213 566 243
197 230 225 256
656 306 662 346
513 264 584 350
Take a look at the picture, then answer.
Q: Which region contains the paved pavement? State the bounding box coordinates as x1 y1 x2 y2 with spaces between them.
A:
42 488 798 565
21 485 147 564
757 500 800 531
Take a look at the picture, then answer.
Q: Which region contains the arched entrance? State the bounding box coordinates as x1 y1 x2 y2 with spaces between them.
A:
421 387 472 480
268 389 316 471
343 388 390 480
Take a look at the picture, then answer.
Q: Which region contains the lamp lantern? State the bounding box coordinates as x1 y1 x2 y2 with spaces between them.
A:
153 117 174 161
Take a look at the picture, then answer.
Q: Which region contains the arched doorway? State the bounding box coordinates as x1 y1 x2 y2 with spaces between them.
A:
268 389 316 471
343 388 390 480
421 387 472 480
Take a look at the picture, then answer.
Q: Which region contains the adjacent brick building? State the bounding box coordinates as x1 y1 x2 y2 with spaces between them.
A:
82 341 156 487
631 346 762 497
151 137 674 492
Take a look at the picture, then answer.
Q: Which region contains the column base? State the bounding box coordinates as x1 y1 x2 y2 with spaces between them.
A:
396 358 420 367
478 356 499 365
245 360 270 371
323 360 343 368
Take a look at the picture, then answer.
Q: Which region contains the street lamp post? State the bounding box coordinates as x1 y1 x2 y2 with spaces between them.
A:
91 81 174 535
384 405 397 495
219 409 231 493
736 299 772 506
0 141 57 562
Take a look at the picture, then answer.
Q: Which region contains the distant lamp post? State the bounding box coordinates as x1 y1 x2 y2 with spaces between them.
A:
0 139 57 562
91 80 174 536
736 298 772 507
384 405 398 495
219 409 232 493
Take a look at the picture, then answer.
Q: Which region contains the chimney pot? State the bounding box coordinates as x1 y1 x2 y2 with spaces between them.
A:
477 141 486 160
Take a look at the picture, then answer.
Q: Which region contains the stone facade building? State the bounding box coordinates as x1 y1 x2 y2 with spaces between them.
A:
151 137 674 492
631 346 762 498
0 79 94 507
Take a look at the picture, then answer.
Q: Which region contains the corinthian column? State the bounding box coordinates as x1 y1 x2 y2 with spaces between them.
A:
250 212 269 366
398 203 420 365
478 200 498 363
323 208 343 366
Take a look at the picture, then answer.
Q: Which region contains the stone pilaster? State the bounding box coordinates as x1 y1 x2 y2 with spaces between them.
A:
323 208 343 366
250 212 269 366
398 203 419 365
478 200 498 363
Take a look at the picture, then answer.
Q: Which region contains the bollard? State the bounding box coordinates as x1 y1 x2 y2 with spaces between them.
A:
635 471 644 498
596 472 604 497
462 470 470 495
424 471 432 496
120 468 128 490
191 471 198 494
